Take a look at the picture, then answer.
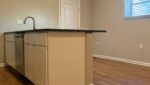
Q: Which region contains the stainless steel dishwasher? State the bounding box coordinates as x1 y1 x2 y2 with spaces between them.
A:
15 33 25 75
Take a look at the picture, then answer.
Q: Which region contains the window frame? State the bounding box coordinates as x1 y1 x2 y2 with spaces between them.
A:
124 0 150 19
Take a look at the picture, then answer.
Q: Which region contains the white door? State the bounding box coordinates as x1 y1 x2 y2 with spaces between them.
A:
60 0 80 29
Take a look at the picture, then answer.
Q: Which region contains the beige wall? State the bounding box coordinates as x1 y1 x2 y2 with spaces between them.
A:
0 34 4 63
80 0 92 29
0 0 59 32
0 0 91 32
92 0 150 63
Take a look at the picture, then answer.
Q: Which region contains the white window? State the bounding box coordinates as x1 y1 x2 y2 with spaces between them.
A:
125 0 150 18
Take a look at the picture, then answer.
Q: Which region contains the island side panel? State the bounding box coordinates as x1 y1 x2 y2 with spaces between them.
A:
47 32 86 85
86 33 93 85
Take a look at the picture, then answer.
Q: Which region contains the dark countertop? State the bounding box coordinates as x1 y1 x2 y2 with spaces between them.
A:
4 28 106 34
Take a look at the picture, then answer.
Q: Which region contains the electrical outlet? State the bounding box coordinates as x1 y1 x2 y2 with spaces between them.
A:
97 41 100 45
17 19 23 25
139 43 143 48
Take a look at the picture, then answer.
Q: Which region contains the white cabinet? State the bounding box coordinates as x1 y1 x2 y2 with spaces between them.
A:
24 32 48 85
24 31 92 85
5 33 15 69
5 31 93 85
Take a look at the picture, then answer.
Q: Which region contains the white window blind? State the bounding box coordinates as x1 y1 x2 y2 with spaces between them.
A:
125 0 150 18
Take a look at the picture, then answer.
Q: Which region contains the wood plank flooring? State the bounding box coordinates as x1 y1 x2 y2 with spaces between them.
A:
1 58 150 85
94 58 150 85
0 67 33 85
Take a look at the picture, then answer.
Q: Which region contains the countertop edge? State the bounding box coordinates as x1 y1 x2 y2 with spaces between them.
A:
4 29 107 34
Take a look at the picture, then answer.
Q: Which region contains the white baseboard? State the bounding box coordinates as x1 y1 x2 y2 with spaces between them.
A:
93 54 150 67
0 63 5 67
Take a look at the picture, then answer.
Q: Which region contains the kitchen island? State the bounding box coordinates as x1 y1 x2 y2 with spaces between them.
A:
4 29 106 85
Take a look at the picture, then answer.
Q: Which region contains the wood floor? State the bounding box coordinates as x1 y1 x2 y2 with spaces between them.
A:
94 58 150 85
0 67 33 85
1 58 150 85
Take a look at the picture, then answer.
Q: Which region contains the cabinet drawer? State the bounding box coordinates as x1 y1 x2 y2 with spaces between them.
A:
5 33 15 41
24 33 35 44
24 32 48 46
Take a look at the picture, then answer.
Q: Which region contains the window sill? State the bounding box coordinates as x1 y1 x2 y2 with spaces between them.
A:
124 15 150 20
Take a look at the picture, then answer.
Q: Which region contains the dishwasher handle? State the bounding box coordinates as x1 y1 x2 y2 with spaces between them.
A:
15 33 23 38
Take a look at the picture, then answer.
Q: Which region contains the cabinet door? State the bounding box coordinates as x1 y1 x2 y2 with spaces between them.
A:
5 41 11 66
34 46 47 85
5 41 15 68
24 44 34 82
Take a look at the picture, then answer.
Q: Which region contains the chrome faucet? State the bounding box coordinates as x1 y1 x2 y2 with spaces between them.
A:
24 16 36 30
